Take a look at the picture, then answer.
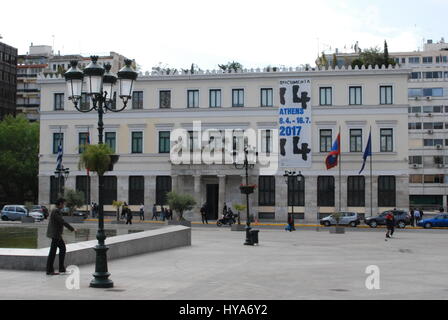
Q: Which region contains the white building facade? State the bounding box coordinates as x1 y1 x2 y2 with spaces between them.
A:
37 66 410 222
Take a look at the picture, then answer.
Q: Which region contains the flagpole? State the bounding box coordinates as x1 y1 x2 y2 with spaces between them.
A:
339 126 342 212
370 127 373 217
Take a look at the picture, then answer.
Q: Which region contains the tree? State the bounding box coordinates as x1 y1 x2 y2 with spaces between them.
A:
166 192 196 221
218 61 243 73
112 200 123 221
384 40 390 63
64 189 85 216
0 115 39 206
332 53 338 68
316 51 329 68
233 204 246 225
356 46 396 68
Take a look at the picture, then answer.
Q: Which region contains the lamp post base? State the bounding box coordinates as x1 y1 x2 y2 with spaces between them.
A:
89 245 114 288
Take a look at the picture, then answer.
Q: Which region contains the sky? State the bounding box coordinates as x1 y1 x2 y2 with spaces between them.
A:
1 0 447 72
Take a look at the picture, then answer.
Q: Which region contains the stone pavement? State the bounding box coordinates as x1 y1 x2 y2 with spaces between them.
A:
0 226 447 300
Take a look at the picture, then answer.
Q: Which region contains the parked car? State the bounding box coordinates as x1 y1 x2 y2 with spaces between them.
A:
31 205 49 219
1 205 44 222
417 213 448 229
320 212 360 227
365 210 410 229
73 211 88 219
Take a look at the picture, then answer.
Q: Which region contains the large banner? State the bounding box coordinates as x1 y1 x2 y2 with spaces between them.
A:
278 79 312 168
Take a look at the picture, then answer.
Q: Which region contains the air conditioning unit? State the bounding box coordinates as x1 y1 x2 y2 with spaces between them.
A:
437 164 444 168
414 96 419 101
428 129 434 134
427 96 432 101
436 144 443 150
428 113 433 117
415 113 420 117
412 164 419 169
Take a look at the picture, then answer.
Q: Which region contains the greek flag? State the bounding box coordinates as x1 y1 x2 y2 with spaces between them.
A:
56 141 63 170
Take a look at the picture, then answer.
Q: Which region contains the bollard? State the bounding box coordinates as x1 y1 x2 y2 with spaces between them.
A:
250 230 259 245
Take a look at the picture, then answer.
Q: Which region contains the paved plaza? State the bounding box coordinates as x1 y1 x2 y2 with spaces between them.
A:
0 223 447 300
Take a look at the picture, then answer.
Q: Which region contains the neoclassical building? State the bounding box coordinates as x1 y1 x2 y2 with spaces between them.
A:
37 65 410 222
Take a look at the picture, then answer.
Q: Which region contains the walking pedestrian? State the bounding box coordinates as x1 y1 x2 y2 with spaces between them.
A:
152 204 158 220
223 203 228 217
139 204 145 221
410 207 415 227
200 203 208 224
121 202 128 220
414 209 421 225
385 211 395 240
46 198 76 275
161 207 166 221
420 208 424 221
286 212 296 232
125 206 133 225
169 208 173 220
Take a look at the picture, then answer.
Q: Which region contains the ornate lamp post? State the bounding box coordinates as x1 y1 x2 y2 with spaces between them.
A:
54 166 70 196
234 146 257 245
283 170 304 225
64 56 138 288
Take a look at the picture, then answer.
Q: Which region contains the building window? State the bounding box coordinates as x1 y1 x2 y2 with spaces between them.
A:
288 176 305 206
409 57 420 64
258 176 275 206
261 88 273 107
156 176 172 205
347 176 365 207
54 93 64 110
131 131 143 154
422 57 433 64
318 176 335 207
78 132 89 154
378 176 396 207
320 129 332 153
409 156 423 165
350 129 363 152
132 91 143 109
105 132 116 153
380 129 393 152
261 130 272 154
436 56 448 63
319 87 332 106
159 131 170 153
76 176 90 204
232 89 244 107
349 86 362 105
80 93 90 111
129 176 144 205
159 90 171 109
209 89 221 108
100 176 117 206
53 132 63 154
187 90 199 108
410 72 422 79
380 86 393 105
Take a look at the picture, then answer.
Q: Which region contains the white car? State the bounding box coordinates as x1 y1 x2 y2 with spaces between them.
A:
1 205 44 222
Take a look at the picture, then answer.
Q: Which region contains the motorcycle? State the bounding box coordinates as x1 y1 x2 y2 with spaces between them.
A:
217 213 237 227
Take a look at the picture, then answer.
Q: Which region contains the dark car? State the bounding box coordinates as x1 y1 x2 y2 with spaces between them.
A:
365 210 411 229
73 211 88 219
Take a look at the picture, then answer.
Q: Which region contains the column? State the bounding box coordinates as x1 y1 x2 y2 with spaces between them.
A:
340 175 347 212
365 175 374 219
91 175 99 204
396 175 410 211
117 176 128 203
275 175 288 222
304 175 318 222
38 175 50 205
144 176 156 213
65 176 76 193
172 175 179 193
218 175 226 217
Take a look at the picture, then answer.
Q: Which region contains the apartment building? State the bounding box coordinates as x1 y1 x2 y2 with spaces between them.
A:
0 41 17 119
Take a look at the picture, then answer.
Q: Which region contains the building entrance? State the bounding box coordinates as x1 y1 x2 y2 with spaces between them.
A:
206 184 219 220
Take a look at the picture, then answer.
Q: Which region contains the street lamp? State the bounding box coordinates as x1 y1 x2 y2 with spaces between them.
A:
64 56 138 289
234 146 257 245
54 166 70 197
284 170 304 227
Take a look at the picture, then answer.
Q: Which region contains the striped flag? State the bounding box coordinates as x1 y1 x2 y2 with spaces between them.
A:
56 139 63 171
325 133 340 170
